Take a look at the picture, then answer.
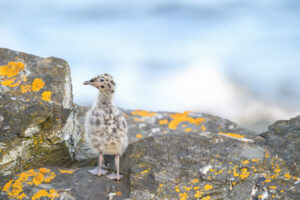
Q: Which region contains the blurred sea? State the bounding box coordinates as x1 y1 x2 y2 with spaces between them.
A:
1 0 300 132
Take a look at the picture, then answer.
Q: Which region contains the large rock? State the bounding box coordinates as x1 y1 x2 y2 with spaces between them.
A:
1 109 299 199
0 48 81 176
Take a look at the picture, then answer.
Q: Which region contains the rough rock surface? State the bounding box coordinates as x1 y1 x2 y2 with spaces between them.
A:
0 167 129 200
1 109 299 199
259 116 300 176
0 48 81 176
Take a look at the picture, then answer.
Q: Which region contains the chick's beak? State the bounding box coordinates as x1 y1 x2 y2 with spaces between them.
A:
83 81 90 85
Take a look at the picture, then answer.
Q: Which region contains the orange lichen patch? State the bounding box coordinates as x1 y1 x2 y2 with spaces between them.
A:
136 134 143 139
1 77 17 86
58 169 75 174
20 84 32 93
190 179 199 184
251 159 260 163
241 160 249 165
31 189 60 200
179 192 188 200
168 111 205 130
140 168 151 175
131 109 157 117
265 179 271 183
284 173 291 180
41 91 52 101
194 190 204 198
175 185 180 193
182 124 187 128
182 186 192 191
204 184 213 191
159 119 169 125
2 168 56 199
201 196 211 200
265 151 270 158
240 168 250 180
0 61 24 78
274 168 281 173
133 117 144 122
32 78 45 91
219 132 245 138
185 128 192 132
116 191 122 196
201 124 207 131
269 186 277 190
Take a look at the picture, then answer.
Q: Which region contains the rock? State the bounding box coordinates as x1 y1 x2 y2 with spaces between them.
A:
0 167 129 200
259 115 300 176
0 48 81 176
122 132 299 199
75 109 256 163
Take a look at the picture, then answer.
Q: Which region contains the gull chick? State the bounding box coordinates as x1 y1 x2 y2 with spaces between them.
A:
84 73 128 180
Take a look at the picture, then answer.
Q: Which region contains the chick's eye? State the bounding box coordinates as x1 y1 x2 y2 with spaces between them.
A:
100 79 104 82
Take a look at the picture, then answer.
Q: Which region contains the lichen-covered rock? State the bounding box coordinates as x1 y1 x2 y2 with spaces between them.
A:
259 115 300 176
122 132 299 200
0 167 129 200
0 48 81 176
75 109 256 162
1 108 299 200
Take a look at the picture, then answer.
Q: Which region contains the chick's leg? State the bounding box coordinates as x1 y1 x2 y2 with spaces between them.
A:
106 154 123 180
88 153 107 176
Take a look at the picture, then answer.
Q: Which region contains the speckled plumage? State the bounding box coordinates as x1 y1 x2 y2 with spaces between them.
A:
83 73 128 180
84 74 128 156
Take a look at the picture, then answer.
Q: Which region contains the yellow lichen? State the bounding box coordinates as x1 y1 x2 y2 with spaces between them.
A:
269 186 277 190
201 196 211 200
182 186 192 191
58 169 75 174
190 179 199 184
131 109 157 117
2 168 56 199
136 134 143 139
0 61 24 78
240 168 250 180
284 173 291 180
41 91 52 101
159 119 169 125
194 190 204 198
133 117 144 122
201 124 207 131
185 128 192 132
219 132 245 138
116 191 122 196
1 77 17 86
140 168 151 175
31 189 60 200
204 184 213 191
32 78 45 91
21 85 31 93
168 111 205 130
241 160 249 165
179 192 188 200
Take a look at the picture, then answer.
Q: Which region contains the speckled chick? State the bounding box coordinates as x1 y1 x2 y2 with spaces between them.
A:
84 73 128 180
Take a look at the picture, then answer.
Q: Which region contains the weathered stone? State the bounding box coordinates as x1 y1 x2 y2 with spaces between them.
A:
0 167 129 200
0 48 81 176
259 115 300 176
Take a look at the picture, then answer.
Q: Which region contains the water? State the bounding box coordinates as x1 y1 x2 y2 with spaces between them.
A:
1 0 299 131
